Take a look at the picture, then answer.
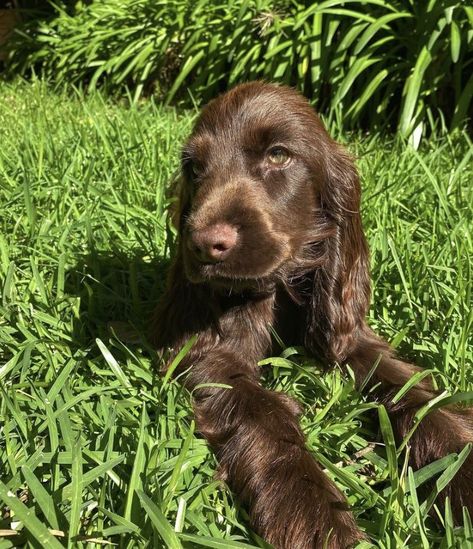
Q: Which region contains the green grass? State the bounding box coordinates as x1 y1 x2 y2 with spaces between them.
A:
0 80 472 548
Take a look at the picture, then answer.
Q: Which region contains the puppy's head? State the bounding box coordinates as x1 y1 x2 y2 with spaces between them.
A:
174 82 368 317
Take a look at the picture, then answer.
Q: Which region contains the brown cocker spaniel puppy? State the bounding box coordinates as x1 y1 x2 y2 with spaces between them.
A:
153 82 473 548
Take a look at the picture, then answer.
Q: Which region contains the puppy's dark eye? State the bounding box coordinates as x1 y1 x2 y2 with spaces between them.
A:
185 160 202 179
266 147 291 166
191 163 201 178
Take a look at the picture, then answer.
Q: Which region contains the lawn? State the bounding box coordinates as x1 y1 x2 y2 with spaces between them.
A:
0 80 472 548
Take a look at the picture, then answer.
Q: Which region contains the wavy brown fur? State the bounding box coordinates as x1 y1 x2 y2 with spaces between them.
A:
152 82 473 547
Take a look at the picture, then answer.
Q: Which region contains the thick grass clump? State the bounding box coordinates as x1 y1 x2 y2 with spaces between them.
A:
0 80 472 547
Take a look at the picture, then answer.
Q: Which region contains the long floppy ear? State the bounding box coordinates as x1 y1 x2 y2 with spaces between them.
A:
306 140 371 362
152 169 212 351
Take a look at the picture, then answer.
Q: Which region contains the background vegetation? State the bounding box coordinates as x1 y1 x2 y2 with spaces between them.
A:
0 81 472 547
4 0 473 139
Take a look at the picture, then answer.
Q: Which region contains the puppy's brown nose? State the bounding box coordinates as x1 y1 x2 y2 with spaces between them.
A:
189 223 238 263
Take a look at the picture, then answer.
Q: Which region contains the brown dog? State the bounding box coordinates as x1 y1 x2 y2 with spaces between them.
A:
153 82 473 548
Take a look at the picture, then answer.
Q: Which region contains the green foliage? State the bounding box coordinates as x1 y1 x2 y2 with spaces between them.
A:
5 0 473 138
0 80 473 546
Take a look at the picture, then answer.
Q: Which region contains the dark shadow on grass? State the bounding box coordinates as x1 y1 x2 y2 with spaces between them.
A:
65 249 171 349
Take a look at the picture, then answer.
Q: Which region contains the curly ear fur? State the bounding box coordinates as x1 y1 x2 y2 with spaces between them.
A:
306 141 371 362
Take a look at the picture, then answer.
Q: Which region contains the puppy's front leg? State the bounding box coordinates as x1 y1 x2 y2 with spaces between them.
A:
185 350 363 549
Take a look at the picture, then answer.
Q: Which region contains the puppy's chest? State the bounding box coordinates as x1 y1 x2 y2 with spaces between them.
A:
271 289 307 352
217 288 306 358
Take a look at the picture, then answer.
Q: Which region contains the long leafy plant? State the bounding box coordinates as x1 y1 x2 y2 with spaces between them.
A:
5 0 473 136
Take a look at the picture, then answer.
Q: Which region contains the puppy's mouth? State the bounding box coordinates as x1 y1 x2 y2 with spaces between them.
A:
183 250 268 286
183 256 229 283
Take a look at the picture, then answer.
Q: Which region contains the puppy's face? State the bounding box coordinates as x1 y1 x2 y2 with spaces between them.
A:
177 83 332 287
